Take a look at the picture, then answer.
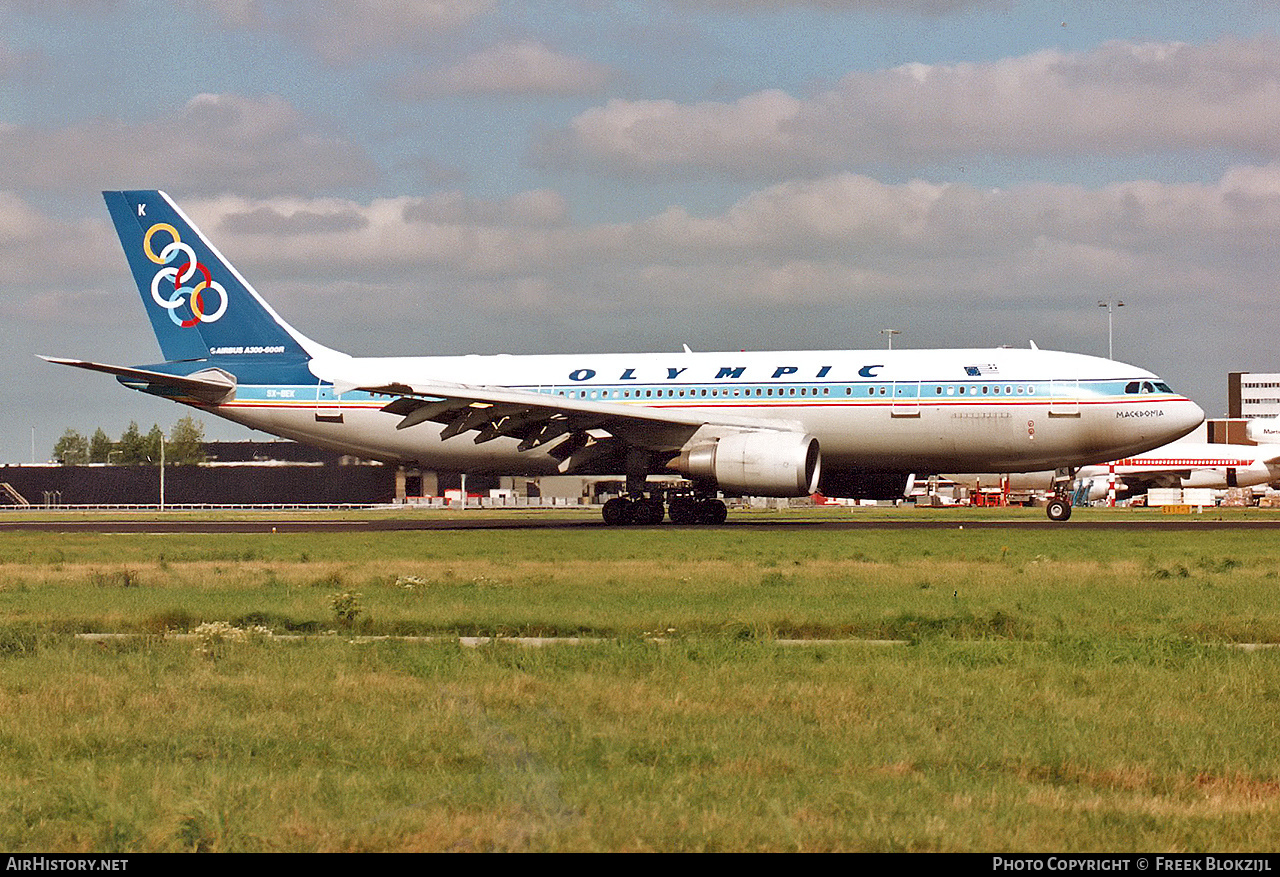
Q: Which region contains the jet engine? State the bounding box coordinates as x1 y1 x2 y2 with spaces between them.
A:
670 432 821 497
1246 420 1280 445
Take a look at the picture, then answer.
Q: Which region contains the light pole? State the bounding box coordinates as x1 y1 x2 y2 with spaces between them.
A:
159 432 165 510
1098 300 1124 360
880 328 901 350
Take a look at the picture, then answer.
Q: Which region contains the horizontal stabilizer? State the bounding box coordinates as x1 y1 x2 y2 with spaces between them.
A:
40 356 236 404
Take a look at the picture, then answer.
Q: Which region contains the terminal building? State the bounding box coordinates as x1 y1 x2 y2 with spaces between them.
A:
1229 372 1280 422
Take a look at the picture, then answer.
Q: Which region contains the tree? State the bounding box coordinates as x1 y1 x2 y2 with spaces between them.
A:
116 422 147 465
89 428 113 464
144 424 164 464
52 429 89 465
167 415 206 465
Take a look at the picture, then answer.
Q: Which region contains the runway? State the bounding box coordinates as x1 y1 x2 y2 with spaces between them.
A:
4 512 1280 534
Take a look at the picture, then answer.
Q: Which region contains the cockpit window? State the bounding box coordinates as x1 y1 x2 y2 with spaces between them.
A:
1125 380 1168 394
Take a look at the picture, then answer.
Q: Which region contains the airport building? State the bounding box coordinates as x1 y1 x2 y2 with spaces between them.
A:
0 441 394 507
0 441 601 508
1229 372 1280 422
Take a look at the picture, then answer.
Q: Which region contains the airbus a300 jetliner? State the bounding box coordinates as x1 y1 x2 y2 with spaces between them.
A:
45 191 1204 523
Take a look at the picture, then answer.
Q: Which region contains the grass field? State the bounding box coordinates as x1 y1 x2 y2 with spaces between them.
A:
2 508 1279 851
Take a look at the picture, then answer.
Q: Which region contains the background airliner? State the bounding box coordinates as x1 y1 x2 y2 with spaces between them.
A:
952 426 1280 502
44 191 1204 523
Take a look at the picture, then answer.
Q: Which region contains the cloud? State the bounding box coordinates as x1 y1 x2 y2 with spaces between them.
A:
541 36 1280 177
0 190 114 288
0 93 379 196
11 166 1271 357
665 0 999 10
201 0 498 64
149 163 1280 321
395 40 613 98
0 37 38 78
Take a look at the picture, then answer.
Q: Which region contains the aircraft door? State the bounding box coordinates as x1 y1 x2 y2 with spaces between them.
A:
315 380 344 424
891 381 920 417
1049 379 1080 417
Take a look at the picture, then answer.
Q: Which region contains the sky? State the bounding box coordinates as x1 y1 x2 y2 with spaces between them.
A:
3 0 1280 462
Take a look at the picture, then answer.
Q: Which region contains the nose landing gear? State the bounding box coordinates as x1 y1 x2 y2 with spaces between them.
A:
1045 495 1072 522
1046 467 1076 522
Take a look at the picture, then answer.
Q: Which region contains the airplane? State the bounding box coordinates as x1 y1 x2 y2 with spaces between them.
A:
43 190 1205 524
951 433 1280 503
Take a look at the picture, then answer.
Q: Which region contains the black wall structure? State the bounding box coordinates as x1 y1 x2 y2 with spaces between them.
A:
2 442 396 506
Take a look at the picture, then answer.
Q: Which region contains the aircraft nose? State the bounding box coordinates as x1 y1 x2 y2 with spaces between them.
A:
1165 398 1205 441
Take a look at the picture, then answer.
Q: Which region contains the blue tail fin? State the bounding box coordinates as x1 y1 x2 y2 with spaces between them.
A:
103 190 316 363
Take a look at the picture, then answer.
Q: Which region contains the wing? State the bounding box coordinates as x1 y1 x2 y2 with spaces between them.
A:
314 363 805 475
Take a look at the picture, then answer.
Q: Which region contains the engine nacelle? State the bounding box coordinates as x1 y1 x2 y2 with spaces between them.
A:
671 432 821 497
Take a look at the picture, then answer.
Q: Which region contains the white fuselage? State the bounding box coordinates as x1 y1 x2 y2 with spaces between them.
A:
952 442 1279 495
197 346 1204 479
1082 443 1280 490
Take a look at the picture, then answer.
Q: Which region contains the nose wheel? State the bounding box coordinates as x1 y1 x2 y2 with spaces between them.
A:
1045 495 1072 522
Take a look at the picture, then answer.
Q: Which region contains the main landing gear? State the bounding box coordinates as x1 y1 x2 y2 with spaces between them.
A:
601 491 728 526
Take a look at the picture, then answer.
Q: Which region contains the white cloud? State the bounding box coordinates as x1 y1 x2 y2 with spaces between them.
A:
396 41 613 98
12 165 1276 361
0 93 378 196
543 36 1280 176
152 164 1280 319
0 190 113 287
665 0 997 9
201 0 498 64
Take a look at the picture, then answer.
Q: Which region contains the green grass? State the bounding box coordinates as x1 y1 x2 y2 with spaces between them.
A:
2 512 1280 850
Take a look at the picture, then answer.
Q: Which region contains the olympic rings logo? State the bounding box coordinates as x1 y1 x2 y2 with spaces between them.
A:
143 222 228 327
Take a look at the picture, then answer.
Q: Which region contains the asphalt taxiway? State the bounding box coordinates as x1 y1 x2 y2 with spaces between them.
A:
4 514 1280 534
